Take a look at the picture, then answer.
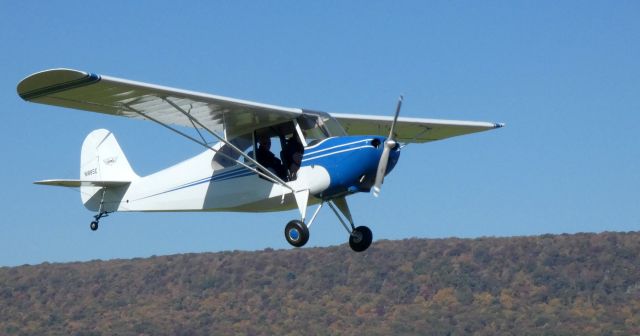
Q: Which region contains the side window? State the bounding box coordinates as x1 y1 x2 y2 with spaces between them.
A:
254 121 303 181
302 127 326 146
243 144 256 163
211 133 253 169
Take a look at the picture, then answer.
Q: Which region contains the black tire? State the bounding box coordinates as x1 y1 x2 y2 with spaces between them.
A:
90 221 99 231
349 226 372 252
284 220 309 247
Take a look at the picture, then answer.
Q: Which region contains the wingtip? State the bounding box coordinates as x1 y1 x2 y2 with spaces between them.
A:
494 123 506 128
17 68 100 101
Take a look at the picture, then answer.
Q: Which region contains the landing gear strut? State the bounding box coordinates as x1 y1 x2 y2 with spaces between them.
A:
90 188 109 231
328 199 373 252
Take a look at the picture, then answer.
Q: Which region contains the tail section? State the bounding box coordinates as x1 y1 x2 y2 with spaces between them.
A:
80 129 138 208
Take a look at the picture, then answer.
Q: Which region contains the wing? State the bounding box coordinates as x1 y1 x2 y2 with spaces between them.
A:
17 69 303 139
34 179 130 188
17 68 503 143
330 113 504 143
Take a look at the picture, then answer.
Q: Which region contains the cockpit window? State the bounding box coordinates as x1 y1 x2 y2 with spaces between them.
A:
302 123 329 146
211 133 253 169
298 110 346 145
211 112 345 170
319 114 347 137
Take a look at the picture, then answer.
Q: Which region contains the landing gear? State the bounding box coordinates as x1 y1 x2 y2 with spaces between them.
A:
327 198 374 252
89 188 109 232
349 226 373 252
283 198 374 252
284 220 309 247
89 211 109 231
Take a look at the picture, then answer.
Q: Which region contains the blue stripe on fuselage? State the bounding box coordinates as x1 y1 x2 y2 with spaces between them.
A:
300 135 397 199
137 135 399 201
137 166 256 200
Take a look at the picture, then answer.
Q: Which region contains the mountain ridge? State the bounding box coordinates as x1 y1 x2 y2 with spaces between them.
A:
1 231 639 335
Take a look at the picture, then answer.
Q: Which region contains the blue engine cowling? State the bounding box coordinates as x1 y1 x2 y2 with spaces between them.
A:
301 135 400 199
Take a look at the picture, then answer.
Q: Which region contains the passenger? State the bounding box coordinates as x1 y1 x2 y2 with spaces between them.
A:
256 136 288 180
281 134 304 181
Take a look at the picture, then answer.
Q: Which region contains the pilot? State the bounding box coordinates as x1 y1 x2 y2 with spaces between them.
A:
256 136 288 180
281 134 304 181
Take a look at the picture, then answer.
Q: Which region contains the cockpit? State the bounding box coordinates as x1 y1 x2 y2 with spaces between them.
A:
211 110 346 180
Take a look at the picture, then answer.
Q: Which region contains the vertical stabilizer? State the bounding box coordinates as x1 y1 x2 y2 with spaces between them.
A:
80 129 138 207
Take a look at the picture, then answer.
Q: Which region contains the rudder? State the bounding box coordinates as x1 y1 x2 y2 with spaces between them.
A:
80 129 138 206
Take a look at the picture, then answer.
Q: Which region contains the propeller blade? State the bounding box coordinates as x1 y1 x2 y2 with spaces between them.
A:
372 140 394 197
388 95 403 139
372 96 403 198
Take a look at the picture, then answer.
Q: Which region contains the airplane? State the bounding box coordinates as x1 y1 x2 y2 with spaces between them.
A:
17 68 504 252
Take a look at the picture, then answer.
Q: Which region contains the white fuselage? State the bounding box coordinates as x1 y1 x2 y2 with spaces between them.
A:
99 148 330 213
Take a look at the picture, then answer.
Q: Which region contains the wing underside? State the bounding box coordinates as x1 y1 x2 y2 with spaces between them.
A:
17 69 302 139
331 113 504 143
34 179 130 188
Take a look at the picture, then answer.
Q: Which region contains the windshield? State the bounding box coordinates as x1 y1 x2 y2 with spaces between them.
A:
298 110 346 145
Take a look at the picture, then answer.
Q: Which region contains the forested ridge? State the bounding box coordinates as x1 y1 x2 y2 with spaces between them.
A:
1 231 639 335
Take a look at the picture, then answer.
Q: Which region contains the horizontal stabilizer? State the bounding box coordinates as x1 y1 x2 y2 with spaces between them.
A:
34 179 131 188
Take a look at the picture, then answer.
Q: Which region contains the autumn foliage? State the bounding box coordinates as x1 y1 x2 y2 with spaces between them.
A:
1 231 639 335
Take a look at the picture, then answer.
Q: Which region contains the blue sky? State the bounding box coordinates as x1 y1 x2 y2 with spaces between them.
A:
1 1 638 266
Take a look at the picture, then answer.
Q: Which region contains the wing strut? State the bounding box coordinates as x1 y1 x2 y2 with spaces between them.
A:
121 102 294 192
162 97 294 190
183 103 208 145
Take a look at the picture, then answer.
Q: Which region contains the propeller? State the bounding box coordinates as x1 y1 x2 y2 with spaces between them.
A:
372 95 403 197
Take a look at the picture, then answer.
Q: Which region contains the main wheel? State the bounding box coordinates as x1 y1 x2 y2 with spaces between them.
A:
284 220 309 247
90 221 99 231
349 226 372 252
